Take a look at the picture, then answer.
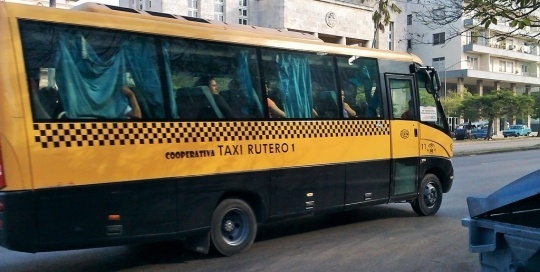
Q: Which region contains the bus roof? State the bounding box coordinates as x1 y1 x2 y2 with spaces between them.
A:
1 2 423 64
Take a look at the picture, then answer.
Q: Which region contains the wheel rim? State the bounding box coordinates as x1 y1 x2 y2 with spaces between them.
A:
220 208 249 246
423 182 438 208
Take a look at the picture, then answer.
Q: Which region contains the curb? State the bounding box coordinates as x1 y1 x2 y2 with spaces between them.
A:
453 144 540 157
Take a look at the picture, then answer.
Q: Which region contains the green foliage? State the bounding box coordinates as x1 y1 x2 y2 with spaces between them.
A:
464 0 540 31
457 89 534 121
419 90 436 107
441 89 473 117
457 89 530 139
531 92 540 119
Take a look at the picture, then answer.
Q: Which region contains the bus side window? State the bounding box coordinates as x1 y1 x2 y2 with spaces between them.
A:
260 49 319 119
20 22 174 120
28 68 62 120
336 56 382 119
168 38 262 120
310 55 339 119
389 78 415 120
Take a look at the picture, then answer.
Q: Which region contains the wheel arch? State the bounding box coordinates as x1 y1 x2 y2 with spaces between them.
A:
218 191 265 224
420 157 453 194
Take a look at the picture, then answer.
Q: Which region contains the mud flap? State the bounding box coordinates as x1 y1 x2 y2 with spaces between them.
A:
184 232 211 254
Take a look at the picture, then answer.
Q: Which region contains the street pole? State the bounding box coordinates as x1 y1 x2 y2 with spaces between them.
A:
444 69 447 100
443 59 469 100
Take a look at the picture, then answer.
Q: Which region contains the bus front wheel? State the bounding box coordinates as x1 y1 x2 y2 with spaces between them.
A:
411 174 442 216
210 198 257 256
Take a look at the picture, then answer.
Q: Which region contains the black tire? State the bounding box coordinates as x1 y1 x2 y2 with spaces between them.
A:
210 199 257 256
411 174 443 216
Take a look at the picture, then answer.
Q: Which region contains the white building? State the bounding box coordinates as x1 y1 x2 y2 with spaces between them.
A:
406 0 540 131
117 0 408 52
4 0 409 51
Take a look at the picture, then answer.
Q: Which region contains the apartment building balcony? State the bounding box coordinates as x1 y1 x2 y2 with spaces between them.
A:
463 43 540 63
444 67 540 91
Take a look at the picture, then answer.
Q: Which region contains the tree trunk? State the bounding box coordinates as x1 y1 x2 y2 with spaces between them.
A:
372 29 378 48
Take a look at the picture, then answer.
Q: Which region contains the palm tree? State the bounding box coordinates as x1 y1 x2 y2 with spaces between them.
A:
361 0 402 48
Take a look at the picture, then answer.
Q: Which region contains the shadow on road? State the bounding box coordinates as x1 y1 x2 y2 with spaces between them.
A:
256 204 416 242
1 204 418 272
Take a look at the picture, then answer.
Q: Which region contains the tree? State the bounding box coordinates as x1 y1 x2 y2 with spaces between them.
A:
361 0 402 48
457 90 534 140
441 88 473 117
413 0 540 44
531 92 540 136
462 0 540 31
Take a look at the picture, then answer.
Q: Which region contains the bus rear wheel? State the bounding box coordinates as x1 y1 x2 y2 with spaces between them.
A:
210 198 257 256
411 174 442 216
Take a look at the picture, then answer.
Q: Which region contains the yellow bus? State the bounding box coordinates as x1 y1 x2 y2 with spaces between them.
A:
0 2 453 256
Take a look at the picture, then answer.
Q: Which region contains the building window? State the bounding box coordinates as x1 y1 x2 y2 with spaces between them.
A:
522 64 528 75
407 14 412 25
507 61 514 73
432 57 445 72
467 56 478 69
498 60 514 73
188 0 199 18
407 39 412 49
239 0 248 25
388 22 394 50
214 0 225 21
433 32 445 45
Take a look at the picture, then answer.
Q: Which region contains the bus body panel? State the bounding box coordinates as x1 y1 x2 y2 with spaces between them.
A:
0 191 37 252
419 123 453 158
28 120 392 189
1 161 396 252
345 159 391 204
0 14 33 191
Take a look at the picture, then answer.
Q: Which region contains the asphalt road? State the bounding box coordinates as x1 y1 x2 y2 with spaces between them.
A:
1 138 539 272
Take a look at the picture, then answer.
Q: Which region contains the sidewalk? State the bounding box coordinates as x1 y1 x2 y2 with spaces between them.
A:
453 135 540 157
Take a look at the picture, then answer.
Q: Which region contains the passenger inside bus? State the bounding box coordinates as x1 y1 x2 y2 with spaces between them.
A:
28 69 64 119
401 100 415 119
221 79 251 117
121 86 142 119
265 82 286 118
196 76 239 119
341 90 357 118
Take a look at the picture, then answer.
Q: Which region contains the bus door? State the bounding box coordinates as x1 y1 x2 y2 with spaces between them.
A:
386 75 420 199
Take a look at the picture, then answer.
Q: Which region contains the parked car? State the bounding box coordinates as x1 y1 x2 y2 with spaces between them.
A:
470 125 494 139
454 122 488 140
502 125 531 137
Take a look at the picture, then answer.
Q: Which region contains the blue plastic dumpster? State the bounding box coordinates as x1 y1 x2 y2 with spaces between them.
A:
462 169 540 271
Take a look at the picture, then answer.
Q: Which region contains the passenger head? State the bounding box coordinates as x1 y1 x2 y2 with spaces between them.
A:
196 76 219 95
208 79 218 95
